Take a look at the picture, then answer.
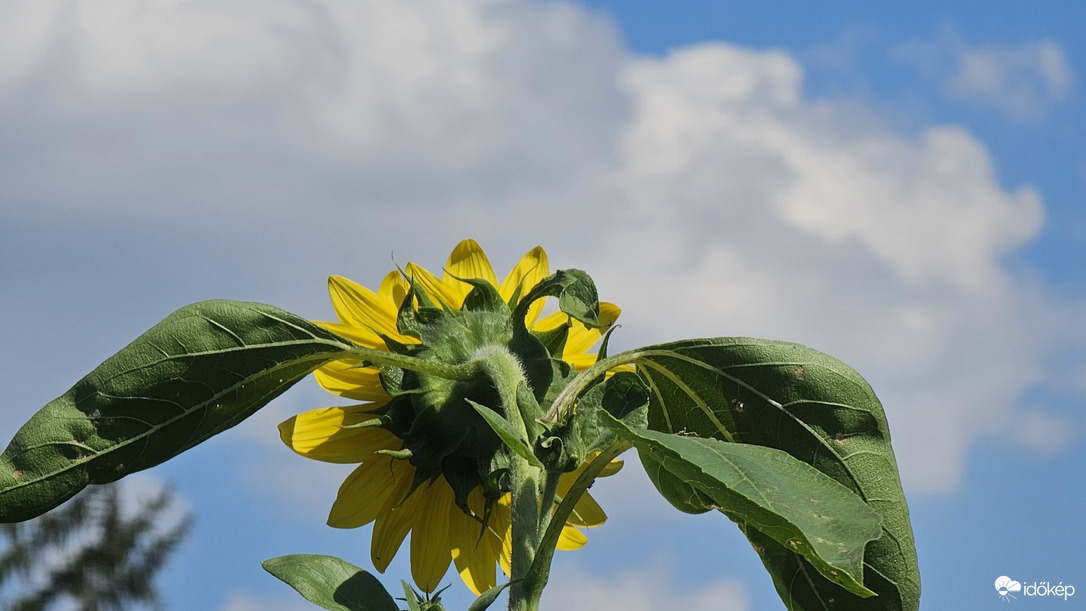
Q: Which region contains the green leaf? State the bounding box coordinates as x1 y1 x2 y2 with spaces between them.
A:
466 581 511 611
401 581 423 611
633 338 920 610
262 554 398 611
0 300 355 522
513 269 599 329
467 399 544 468
599 412 882 597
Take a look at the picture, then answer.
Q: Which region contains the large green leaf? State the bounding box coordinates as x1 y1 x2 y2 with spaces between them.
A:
633 338 919 610
262 554 399 611
599 412 882 597
0 300 354 522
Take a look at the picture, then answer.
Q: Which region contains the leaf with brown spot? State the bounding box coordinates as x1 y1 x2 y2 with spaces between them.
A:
631 337 920 611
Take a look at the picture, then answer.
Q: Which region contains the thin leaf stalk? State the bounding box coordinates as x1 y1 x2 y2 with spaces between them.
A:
545 350 644 421
522 441 630 606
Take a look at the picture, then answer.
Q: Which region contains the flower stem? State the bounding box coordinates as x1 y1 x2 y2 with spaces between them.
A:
347 345 476 380
545 349 643 421
469 347 545 611
522 441 630 604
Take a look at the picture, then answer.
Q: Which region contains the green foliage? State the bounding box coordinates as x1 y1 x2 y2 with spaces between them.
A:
0 301 354 523
601 411 882 597
262 555 400 611
0 267 920 611
0 482 190 610
632 338 920 610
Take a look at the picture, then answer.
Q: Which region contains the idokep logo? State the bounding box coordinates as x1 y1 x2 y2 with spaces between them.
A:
995 575 1076 602
995 576 1022 601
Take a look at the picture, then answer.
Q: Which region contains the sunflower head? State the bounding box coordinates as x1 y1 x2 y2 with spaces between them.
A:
377 277 564 508
279 239 624 594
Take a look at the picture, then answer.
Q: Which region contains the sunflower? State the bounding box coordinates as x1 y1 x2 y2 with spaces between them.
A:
278 239 623 595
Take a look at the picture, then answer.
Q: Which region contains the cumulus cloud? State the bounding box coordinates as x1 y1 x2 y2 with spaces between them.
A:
535 42 1054 492
0 0 628 227
894 29 1074 119
0 0 1078 507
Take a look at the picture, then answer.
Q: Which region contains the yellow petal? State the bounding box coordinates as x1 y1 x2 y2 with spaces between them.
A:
445 239 499 294
556 525 588 550
371 460 420 572
598 459 624 478
554 456 620 528
405 262 459 308
492 495 513 576
278 405 395 463
313 361 389 402
376 270 410 307
327 454 404 528
449 489 501 595
499 246 549 326
410 481 454 593
563 491 608 528
563 302 622 357
328 275 416 345
531 309 569 333
315 320 385 349
561 352 599 371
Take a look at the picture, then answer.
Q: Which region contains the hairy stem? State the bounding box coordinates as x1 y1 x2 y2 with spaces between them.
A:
347 345 476 380
470 347 544 611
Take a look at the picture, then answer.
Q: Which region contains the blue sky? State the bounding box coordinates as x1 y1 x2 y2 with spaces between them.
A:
1 1 1084 609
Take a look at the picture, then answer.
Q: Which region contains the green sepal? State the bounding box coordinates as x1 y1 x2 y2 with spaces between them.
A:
0 301 354 522
468 400 543 469
513 269 600 329
398 581 448 611
454 276 509 314
531 322 569 358
595 320 619 362
598 412 882 598
466 581 512 611
262 554 398 611
632 337 920 610
396 280 443 340
401 582 423 611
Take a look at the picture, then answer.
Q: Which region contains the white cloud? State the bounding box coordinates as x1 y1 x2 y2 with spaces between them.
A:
894 30 1074 119
0 0 627 226
543 562 748 611
0 0 1078 507
555 43 1057 492
611 45 1043 293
